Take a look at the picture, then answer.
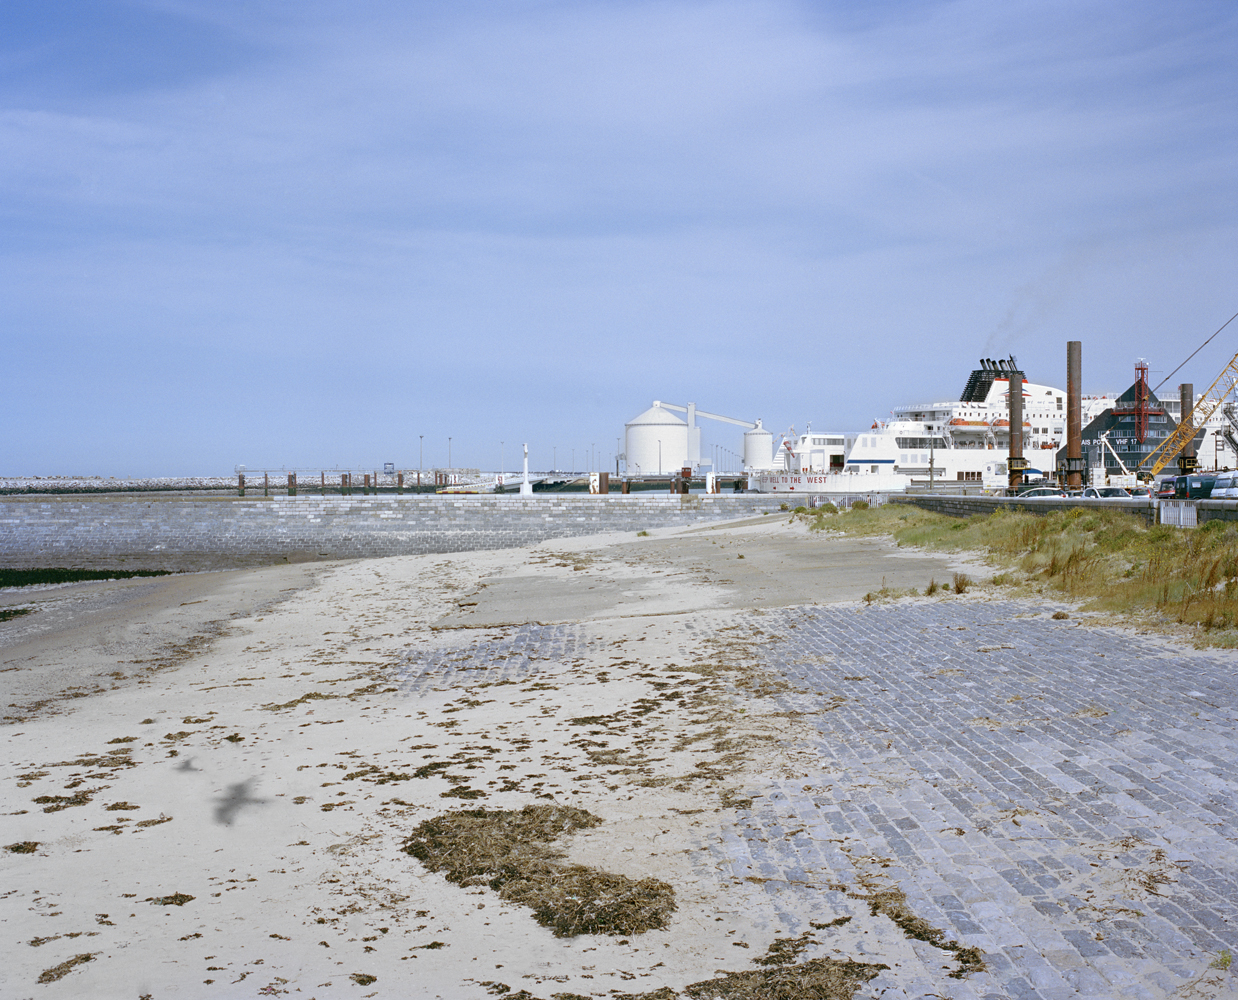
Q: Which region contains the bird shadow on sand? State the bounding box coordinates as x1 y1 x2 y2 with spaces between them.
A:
214 779 267 826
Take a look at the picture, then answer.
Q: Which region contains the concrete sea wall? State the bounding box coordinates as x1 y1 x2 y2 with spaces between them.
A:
0 495 788 572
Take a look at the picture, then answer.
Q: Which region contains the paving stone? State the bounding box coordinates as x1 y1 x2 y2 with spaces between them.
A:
703 599 1238 998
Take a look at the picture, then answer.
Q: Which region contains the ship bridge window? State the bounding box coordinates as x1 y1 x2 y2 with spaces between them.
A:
895 437 947 449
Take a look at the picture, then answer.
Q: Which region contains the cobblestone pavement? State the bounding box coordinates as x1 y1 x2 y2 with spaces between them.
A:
387 597 1237 999
705 600 1238 999
396 621 589 694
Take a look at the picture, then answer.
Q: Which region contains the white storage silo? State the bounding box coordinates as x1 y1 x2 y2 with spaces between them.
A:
625 402 693 476
743 419 776 470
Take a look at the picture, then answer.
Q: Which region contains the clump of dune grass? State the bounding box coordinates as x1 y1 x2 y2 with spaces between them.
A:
827 505 1238 644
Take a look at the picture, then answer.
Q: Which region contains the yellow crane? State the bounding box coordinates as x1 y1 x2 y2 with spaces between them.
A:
1140 349 1238 478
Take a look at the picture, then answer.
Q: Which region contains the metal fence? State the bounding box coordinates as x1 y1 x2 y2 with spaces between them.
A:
803 493 892 511
1159 500 1197 528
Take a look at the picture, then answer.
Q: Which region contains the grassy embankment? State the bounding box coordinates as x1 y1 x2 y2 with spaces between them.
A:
795 502 1238 646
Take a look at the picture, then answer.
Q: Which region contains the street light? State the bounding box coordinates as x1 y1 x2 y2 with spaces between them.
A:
448 437 452 469
419 435 424 489
500 441 504 481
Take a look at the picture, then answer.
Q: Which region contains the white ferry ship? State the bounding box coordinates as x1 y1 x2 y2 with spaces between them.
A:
754 356 1066 493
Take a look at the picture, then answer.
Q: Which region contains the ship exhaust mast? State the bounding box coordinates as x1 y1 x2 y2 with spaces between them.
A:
1006 358 1029 493
1179 384 1198 475
1064 341 1085 488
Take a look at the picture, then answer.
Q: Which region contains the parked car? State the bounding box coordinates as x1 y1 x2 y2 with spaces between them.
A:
1017 486 1066 499
1082 486 1131 499
1156 479 1177 499
1174 474 1217 499
1210 472 1238 499
1126 486 1154 499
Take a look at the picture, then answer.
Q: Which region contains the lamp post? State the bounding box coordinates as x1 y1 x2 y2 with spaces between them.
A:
448 437 452 470
658 440 662 476
500 441 504 482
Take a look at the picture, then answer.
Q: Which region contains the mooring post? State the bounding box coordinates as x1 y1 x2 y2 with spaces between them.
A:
363 473 371 495
341 473 348 496
321 471 325 496
621 478 630 494
238 472 245 497
398 472 404 494
288 472 297 496
264 472 269 497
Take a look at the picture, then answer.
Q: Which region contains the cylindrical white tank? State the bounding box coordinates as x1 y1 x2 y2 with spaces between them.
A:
625 403 690 476
743 419 775 470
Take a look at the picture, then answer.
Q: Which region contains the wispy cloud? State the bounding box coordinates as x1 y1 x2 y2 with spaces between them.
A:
3 1 1235 472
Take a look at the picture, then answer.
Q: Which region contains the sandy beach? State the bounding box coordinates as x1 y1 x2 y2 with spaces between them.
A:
3 515 1235 1000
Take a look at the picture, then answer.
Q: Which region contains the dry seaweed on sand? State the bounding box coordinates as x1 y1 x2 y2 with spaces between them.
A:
655 958 886 1000
517 956 886 1000
859 887 985 979
402 804 676 937
146 892 194 906
37 953 96 984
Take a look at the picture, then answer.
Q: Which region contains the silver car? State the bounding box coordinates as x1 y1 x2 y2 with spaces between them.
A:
1082 487 1131 499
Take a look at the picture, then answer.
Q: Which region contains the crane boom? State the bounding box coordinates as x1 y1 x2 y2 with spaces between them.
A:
1140 350 1238 477
1098 430 1132 476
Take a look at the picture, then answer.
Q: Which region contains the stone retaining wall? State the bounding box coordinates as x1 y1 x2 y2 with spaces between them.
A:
890 494 1238 527
890 494 1160 524
0 495 788 572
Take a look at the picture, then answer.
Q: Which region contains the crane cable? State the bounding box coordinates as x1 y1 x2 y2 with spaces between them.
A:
1152 309 1238 394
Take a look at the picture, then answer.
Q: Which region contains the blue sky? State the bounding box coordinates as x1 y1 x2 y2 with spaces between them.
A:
4 0 1236 475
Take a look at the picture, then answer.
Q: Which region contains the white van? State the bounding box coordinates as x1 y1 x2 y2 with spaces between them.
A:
1211 472 1238 499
